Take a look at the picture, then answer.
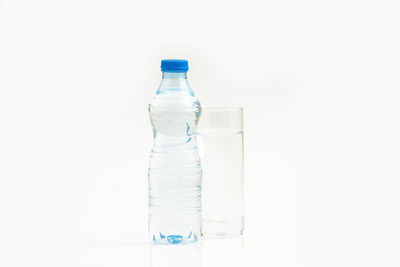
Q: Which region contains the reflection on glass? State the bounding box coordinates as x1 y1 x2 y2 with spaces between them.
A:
201 237 245 267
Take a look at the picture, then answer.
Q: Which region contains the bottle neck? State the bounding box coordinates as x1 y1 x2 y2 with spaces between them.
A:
162 71 187 79
159 71 191 92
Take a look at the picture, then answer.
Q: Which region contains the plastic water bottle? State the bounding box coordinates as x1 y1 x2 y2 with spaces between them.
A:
148 59 202 244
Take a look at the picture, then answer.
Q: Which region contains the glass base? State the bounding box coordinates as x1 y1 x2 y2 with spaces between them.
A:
201 217 244 238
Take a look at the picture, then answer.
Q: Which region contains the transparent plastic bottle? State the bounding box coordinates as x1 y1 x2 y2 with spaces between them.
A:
148 59 201 244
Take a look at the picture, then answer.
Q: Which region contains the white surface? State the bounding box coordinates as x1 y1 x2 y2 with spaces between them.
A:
0 0 399 266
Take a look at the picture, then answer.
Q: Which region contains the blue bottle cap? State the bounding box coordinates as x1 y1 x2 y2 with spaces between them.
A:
161 59 189 72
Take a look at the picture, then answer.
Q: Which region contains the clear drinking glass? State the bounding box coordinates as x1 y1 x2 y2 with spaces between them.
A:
197 107 244 238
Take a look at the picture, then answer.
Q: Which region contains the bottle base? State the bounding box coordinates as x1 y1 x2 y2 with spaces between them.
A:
151 231 199 245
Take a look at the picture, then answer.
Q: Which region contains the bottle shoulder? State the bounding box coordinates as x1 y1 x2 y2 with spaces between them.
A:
150 88 200 110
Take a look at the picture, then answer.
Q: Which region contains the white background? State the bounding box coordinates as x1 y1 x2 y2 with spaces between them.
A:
0 0 399 266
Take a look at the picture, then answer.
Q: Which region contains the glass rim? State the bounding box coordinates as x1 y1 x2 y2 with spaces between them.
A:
197 105 243 133
201 106 244 112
